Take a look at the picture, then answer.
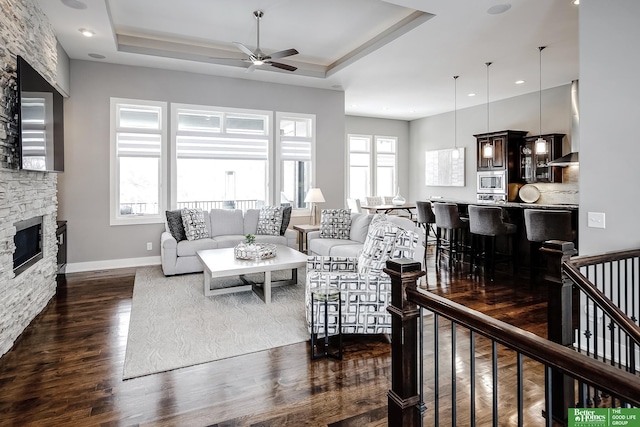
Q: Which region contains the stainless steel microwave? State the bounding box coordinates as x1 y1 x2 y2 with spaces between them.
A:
477 170 506 194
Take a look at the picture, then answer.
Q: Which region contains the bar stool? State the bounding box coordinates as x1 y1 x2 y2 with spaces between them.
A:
523 209 575 280
434 202 469 270
416 201 436 267
468 205 517 280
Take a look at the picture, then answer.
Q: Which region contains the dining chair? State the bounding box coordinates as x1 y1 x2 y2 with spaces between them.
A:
365 196 383 206
346 198 362 213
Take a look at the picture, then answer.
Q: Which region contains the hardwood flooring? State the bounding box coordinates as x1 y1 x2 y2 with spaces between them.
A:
0 259 555 426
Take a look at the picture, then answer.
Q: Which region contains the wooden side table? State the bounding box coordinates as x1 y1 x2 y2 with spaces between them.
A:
292 224 320 253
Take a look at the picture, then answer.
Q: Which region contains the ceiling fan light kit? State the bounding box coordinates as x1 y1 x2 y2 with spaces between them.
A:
212 10 299 73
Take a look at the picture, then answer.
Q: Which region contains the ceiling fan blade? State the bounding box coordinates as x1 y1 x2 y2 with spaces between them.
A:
232 41 255 57
246 63 258 73
268 48 298 60
268 61 297 72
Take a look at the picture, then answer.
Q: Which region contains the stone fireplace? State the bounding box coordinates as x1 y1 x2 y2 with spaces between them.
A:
0 0 60 358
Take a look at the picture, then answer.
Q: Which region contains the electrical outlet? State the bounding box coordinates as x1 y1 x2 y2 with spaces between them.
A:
146 242 153 250
587 212 606 229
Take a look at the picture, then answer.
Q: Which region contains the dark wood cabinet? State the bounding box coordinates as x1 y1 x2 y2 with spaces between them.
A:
518 133 565 183
474 130 527 171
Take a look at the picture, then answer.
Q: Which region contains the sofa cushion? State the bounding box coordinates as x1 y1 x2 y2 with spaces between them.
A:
166 210 186 242
181 208 209 241
320 209 351 239
176 238 216 257
256 206 283 236
244 209 260 234
392 227 419 259
309 237 355 256
357 218 399 276
209 209 244 237
280 206 292 235
329 243 364 258
350 213 373 243
211 235 247 249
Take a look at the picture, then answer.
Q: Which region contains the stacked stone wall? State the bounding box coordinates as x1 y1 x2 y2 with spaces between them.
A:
0 0 60 357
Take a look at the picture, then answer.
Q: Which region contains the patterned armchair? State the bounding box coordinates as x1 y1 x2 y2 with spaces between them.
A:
305 215 419 336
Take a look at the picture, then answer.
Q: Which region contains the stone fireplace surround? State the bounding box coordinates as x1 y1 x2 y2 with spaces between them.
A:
0 0 60 357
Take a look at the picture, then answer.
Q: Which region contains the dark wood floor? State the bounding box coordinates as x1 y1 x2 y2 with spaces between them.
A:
0 257 554 426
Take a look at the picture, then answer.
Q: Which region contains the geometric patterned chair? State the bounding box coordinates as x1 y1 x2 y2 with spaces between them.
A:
305 214 419 336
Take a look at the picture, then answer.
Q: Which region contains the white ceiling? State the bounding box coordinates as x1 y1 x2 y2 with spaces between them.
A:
36 0 579 121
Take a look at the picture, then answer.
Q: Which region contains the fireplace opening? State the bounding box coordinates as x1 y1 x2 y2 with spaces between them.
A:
13 216 43 276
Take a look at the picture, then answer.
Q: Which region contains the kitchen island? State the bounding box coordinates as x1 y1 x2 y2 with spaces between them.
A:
428 197 578 277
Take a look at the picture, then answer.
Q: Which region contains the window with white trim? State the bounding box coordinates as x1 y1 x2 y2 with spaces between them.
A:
347 134 397 200
110 98 167 225
171 104 271 212
276 112 315 210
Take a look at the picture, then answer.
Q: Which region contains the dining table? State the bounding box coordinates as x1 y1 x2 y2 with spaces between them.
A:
360 203 416 219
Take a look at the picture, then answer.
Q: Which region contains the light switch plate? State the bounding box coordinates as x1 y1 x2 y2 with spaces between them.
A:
587 212 606 229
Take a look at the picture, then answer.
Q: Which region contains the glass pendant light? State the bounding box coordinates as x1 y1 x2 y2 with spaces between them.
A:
452 75 460 159
482 62 493 159
535 46 548 154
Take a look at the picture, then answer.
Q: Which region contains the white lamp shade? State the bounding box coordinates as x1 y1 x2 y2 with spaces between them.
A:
304 188 325 203
535 137 548 154
483 144 493 159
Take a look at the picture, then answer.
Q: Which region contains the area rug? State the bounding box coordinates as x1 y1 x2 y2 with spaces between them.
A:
123 266 308 379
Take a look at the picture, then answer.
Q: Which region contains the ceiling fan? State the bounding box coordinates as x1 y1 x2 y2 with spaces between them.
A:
211 10 298 72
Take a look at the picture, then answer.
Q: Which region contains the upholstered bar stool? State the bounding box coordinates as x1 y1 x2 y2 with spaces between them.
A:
523 209 575 280
416 201 437 267
434 202 469 270
468 205 517 280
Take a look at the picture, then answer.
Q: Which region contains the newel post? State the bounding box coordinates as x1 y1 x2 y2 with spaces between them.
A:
540 240 578 425
385 258 426 427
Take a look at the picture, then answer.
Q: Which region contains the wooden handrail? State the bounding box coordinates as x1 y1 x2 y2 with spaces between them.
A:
406 287 640 407
563 259 640 348
567 248 640 268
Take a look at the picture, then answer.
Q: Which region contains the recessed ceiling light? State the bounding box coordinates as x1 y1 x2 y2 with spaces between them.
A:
515 80 525 85
79 28 95 37
487 3 511 15
88 53 105 59
468 93 476 97
61 0 87 9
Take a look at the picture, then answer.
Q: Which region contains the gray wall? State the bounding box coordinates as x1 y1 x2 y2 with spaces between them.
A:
60 60 344 268
578 0 640 255
345 115 410 202
408 85 573 203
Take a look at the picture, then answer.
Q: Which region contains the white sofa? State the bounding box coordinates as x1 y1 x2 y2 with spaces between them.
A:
161 208 297 276
307 212 424 262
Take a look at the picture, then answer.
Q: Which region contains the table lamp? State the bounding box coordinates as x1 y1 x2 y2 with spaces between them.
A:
304 188 325 225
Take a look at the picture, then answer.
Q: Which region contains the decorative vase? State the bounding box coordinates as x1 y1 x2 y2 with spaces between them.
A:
392 188 406 206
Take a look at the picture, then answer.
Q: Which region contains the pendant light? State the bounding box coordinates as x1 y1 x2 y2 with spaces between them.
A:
535 46 548 154
482 62 493 159
452 75 460 159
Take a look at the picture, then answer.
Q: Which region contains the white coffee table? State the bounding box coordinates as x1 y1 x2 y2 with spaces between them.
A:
196 245 308 304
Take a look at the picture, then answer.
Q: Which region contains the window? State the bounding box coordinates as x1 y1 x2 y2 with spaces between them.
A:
171 104 270 212
347 134 397 200
276 113 315 211
110 98 167 225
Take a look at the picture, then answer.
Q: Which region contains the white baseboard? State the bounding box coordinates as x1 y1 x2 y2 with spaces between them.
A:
65 256 161 273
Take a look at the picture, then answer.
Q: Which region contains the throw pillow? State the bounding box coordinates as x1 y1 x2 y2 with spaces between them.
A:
357 219 399 276
319 209 352 239
165 210 187 242
181 208 209 241
256 206 283 236
280 206 292 236
392 227 419 260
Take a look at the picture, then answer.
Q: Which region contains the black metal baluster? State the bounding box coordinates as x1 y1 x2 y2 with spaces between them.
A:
470 331 476 427
492 341 498 427
451 322 457 425
545 366 553 427
434 314 440 426
517 353 523 427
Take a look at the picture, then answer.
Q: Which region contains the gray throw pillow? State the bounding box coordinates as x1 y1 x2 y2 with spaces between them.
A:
181 208 209 241
256 206 283 236
166 210 186 242
320 209 351 239
280 206 292 236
